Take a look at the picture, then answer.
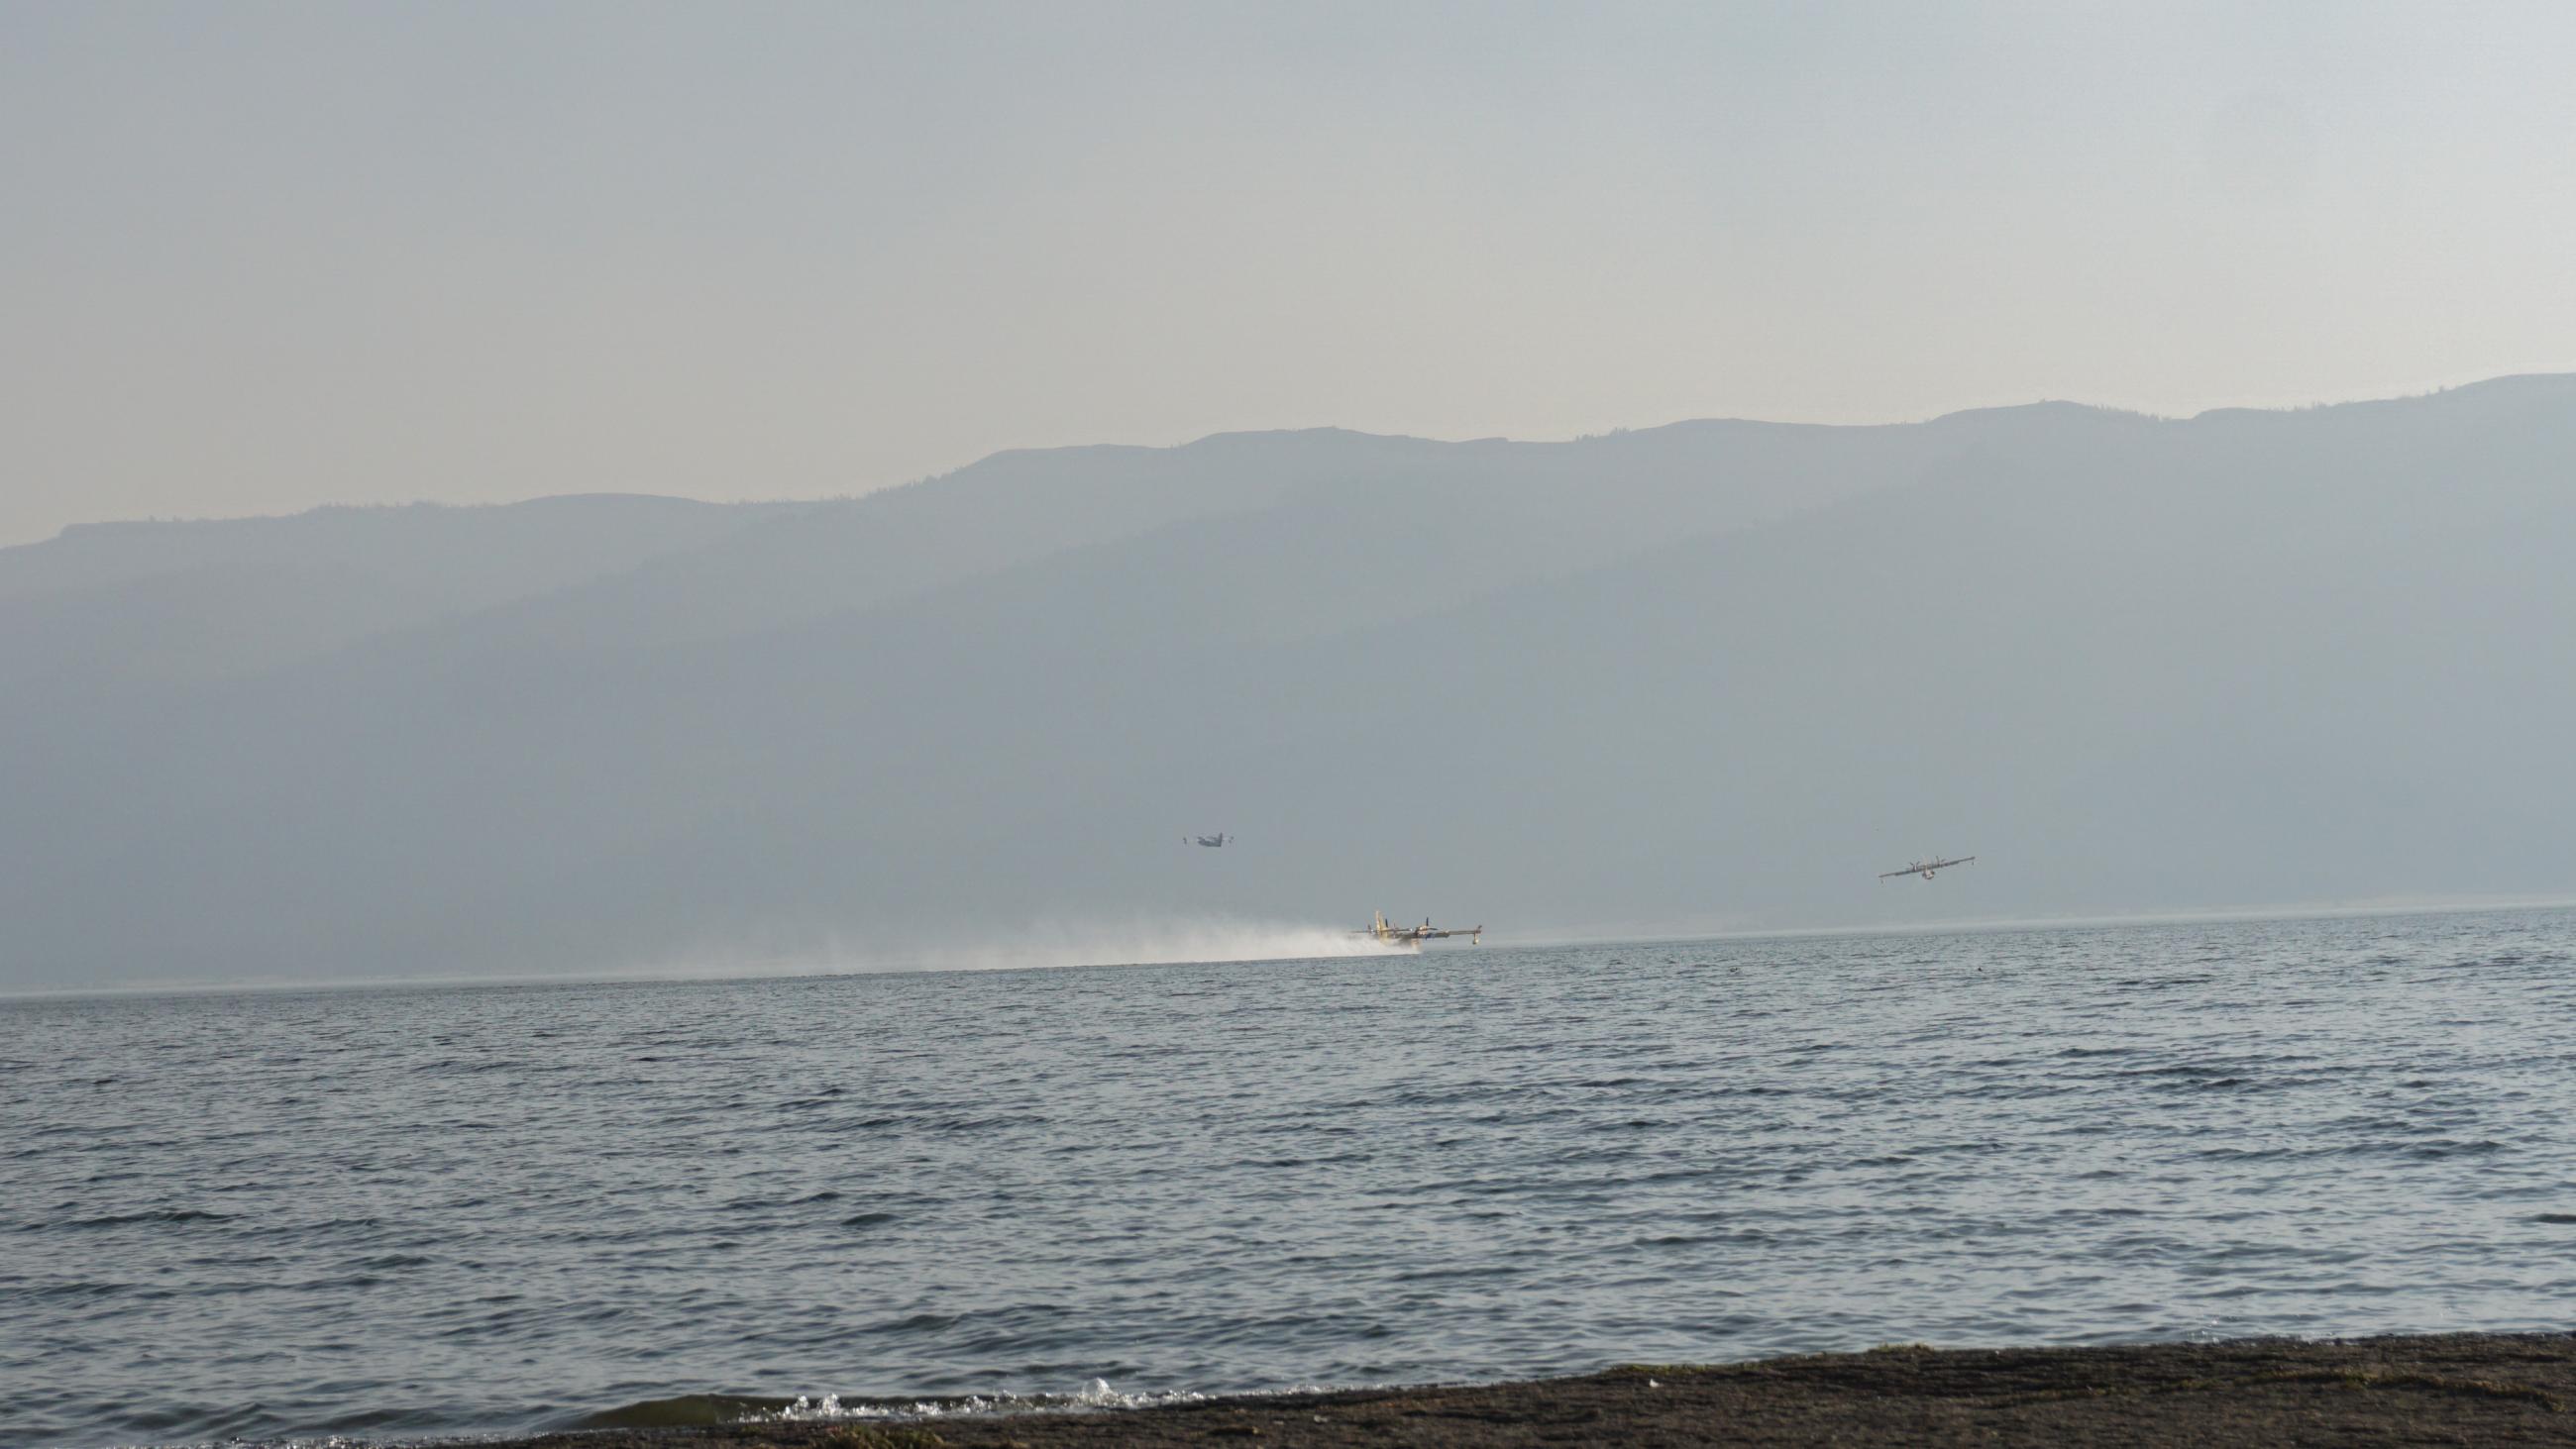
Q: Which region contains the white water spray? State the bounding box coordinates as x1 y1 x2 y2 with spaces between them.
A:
637 915 1421 981
894 916 1415 973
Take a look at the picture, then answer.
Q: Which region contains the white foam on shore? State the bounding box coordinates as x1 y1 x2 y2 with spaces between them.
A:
769 1378 1238 1420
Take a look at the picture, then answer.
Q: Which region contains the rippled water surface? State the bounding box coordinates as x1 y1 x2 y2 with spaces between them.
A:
11 909 2576 1447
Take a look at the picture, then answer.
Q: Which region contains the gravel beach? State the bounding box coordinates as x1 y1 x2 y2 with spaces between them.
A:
504 1332 2576 1448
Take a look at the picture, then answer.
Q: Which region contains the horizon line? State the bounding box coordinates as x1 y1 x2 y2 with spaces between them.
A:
8 894 2570 1003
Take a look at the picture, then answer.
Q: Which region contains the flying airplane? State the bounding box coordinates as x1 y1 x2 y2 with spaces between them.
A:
1357 911 1483 948
1187 833 1233 848
1880 855 1976 880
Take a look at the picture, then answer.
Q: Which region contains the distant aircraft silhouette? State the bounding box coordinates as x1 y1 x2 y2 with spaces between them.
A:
1880 855 1975 880
1187 833 1233 848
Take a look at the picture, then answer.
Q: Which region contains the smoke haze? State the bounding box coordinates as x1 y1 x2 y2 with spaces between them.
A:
6 377 2572 989
7 3 2575 546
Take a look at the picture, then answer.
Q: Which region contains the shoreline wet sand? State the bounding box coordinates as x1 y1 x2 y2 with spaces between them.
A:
507 1332 2576 1448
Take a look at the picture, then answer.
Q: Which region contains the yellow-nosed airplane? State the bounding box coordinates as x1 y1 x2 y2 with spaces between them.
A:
1358 912 1482 947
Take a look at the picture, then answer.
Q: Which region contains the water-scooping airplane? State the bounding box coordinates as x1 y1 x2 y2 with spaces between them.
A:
1187 833 1233 848
1357 912 1483 948
1880 855 1975 880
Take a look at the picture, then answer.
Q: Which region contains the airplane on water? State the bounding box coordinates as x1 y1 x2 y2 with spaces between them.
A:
1187 833 1234 848
1359 912 1483 948
1881 855 1976 880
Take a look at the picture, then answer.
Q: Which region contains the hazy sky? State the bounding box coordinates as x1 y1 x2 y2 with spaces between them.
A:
5 0 2573 546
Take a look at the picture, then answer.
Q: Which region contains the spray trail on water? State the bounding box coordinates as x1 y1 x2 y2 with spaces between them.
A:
650 917 1419 980
897 917 1414 973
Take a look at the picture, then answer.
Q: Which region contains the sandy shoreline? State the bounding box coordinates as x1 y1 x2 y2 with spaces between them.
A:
488 1332 2576 1447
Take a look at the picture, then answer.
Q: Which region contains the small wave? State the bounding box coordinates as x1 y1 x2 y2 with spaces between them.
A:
719 1189 850 1212
560 1393 797 1429
2406 1138 2505 1160
35 1207 234 1231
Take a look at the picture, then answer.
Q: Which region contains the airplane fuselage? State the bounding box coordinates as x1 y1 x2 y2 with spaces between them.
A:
1358 912 1482 947
1879 854 1975 880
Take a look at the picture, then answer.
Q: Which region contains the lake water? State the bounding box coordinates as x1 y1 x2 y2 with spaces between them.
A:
8 908 2576 1447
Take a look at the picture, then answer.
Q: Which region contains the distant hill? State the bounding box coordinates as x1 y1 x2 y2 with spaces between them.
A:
0 495 805 693
5 377 2573 987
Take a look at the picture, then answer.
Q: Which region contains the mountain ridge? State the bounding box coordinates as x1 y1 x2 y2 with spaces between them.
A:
4 375 2571 986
